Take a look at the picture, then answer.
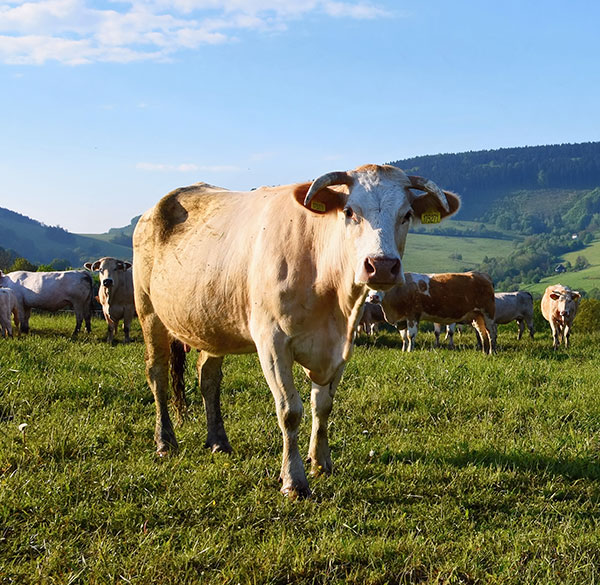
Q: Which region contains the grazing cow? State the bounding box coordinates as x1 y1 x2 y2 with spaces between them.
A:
0 270 92 336
84 257 135 343
376 271 496 354
492 291 534 346
541 284 580 349
133 164 460 497
0 287 19 338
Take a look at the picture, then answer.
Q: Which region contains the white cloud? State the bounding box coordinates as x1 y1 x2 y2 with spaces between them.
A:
0 0 390 64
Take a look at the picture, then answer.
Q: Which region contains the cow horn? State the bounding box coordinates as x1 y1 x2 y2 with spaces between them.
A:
408 175 450 212
304 171 354 207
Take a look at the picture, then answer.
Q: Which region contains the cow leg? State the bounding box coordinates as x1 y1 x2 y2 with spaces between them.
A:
516 319 525 340
307 365 344 476
564 324 571 349
527 317 534 339
197 352 232 453
446 324 455 349
472 315 492 354
550 322 560 350
256 339 308 498
142 314 178 454
19 306 30 334
124 322 132 343
433 323 441 348
72 309 83 337
407 321 418 351
0 314 10 338
106 318 116 344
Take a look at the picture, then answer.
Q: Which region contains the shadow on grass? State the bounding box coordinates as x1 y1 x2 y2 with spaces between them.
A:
379 447 600 481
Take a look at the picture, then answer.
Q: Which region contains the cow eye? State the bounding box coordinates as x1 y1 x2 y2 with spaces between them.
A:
343 207 355 220
402 211 413 224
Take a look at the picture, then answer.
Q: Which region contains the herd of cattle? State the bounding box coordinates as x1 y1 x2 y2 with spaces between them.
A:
0 164 585 497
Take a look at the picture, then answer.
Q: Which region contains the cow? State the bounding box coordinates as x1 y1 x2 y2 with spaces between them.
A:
132 164 460 497
375 271 496 354
0 270 93 336
358 291 386 335
491 291 534 346
0 287 19 338
84 257 135 343
541 284 580 349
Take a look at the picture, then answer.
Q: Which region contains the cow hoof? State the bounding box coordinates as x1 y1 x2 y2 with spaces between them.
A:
280 483 311 500
306 456 332 476
205 439 233 454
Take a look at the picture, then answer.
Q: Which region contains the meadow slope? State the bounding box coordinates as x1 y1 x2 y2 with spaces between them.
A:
1 314 600 584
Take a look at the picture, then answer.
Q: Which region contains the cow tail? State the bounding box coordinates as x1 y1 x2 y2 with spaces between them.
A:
170 339 188 424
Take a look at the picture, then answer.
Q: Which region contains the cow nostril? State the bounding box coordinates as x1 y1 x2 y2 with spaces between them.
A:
364 258 376 275
390 259 401 277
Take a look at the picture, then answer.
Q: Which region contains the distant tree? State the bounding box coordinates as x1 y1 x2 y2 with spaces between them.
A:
10 257 38 272
574 255 590 271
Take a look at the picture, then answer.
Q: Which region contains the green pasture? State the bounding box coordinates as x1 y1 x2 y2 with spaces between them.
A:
403 233 515 274
2 313 600 584
523 238 600 296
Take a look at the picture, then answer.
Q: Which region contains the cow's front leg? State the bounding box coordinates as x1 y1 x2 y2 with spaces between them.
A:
564 324 571 349
307 365 344 476
256 337 308 498
550 322 560 350
197 352 231 453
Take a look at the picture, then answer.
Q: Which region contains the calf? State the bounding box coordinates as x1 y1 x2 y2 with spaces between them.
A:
541 284 580 349
0 287 19 337
84 257 135 343
376 271 496 354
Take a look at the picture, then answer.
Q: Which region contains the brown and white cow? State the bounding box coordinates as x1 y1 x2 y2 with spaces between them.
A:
541 284 580 349
0 287 20 338
133 164 460 497
84 257 135 343
375 271 496 354
0 270 92 336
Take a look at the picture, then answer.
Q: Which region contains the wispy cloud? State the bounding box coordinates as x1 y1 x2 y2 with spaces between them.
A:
0 0 391 65
136 162 240 172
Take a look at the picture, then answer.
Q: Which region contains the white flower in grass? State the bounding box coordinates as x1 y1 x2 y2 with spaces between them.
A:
18 423 28 432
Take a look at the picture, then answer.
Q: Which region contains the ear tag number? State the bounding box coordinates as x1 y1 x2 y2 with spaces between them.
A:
421 209 441 224
310 201 326 212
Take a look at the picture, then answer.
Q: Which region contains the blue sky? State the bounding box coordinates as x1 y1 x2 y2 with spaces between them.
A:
1 0 599 233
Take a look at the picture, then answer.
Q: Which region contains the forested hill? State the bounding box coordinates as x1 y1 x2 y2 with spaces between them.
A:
389 141 600 219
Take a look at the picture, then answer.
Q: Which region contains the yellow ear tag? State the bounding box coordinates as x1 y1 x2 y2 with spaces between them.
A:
310 200 326 212
421 209 441 224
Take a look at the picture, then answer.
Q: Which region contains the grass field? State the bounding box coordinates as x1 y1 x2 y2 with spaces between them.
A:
523 238 600 296
403 232 515 274
2 314 600 584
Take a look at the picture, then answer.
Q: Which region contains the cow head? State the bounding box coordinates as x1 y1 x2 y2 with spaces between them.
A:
84 257 132 292
366 290 383 304
549 288 581 321
298 164 460 290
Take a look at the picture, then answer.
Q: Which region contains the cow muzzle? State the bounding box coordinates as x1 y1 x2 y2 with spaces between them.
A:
358 256 402 289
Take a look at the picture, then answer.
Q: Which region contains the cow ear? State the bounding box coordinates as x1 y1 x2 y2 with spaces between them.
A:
293 182 348 215
549 292 561 300
84 262 93 271
124 261 132 270
572 291 581 301
410 190 461 224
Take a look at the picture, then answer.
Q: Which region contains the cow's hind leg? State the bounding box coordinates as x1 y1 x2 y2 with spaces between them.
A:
170 340 188 423
473 315 493 354
307 364 344 476
256 335 309 498
197 351 232 453
516 319 525 340
142 314 178 454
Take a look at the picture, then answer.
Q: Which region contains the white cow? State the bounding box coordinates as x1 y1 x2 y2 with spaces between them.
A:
541 284 580 349
0 287 19 337
491 291 534 346
133 164 460 497
0 270 93 336
84 257 135 343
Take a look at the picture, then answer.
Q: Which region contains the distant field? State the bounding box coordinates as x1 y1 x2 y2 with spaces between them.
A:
523 238 600 296
403 232 515 273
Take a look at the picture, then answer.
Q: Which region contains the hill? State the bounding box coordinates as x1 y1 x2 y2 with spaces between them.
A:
0 207 134 267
